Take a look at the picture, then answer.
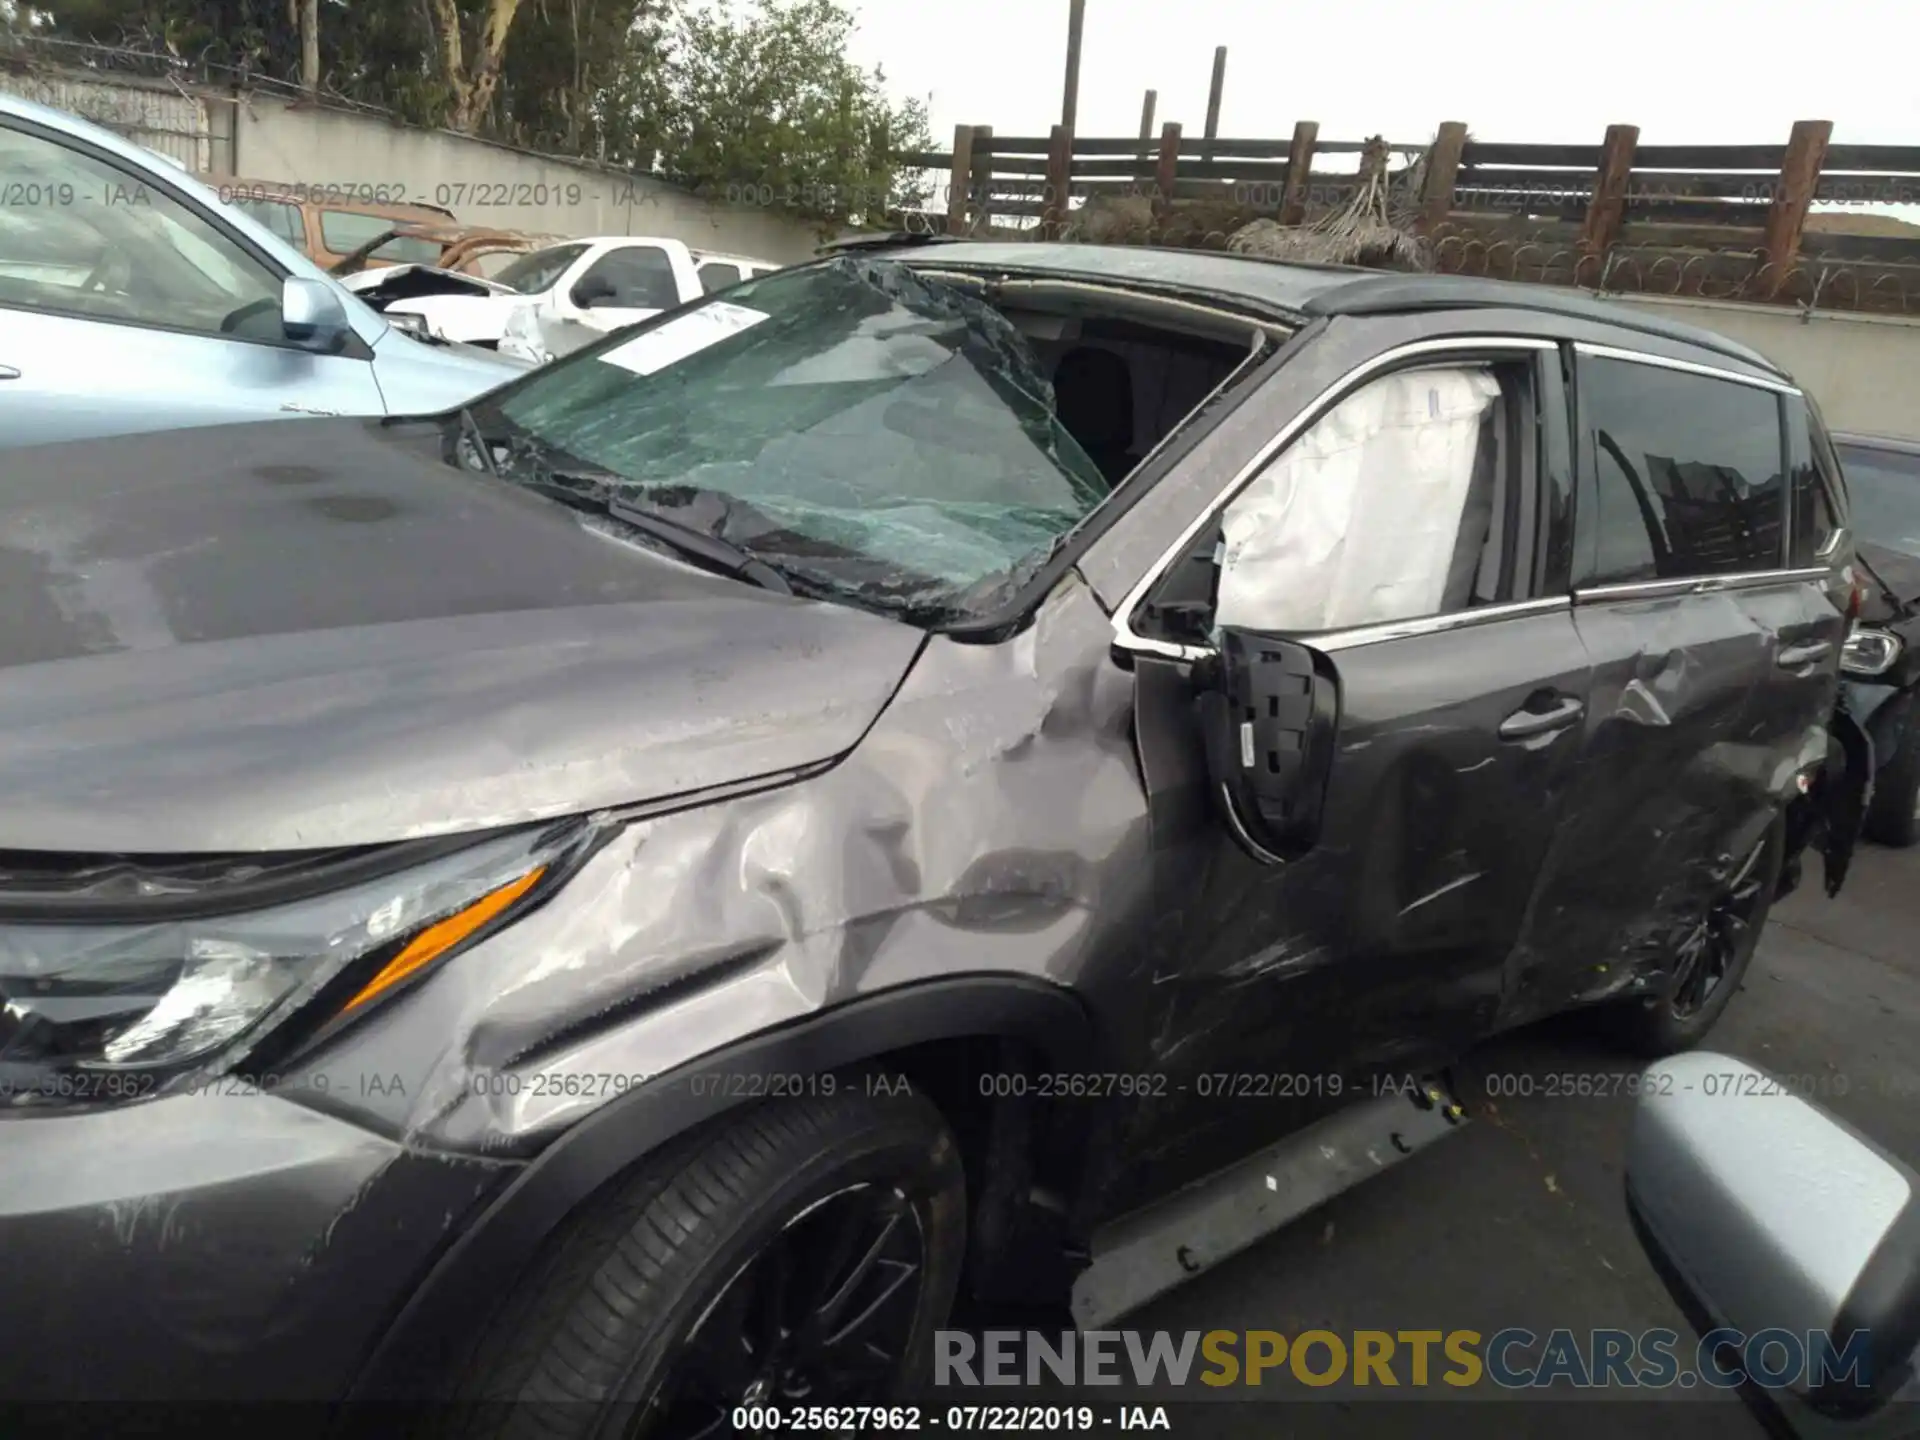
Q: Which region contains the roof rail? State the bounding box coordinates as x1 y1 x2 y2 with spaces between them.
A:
1301 274 1789 378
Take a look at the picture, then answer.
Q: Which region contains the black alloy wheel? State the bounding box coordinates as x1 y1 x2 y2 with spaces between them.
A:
1666 831 1773 1022
638 1181 931 1438
443 1082 966 1440
1596 818 1783 1056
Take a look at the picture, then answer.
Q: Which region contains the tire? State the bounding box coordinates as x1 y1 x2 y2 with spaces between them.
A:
1595 819 1784 1058
1864 704 1920 848
443 1081 966 1440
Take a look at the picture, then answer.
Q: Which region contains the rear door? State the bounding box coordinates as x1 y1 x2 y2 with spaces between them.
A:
1511 345 1843 1019
1111 338 1595 1209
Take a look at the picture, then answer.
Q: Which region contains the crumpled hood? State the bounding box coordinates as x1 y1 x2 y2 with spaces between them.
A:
0 419 924 854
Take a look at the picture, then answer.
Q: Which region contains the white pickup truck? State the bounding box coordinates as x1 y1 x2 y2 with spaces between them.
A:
366 235 778 363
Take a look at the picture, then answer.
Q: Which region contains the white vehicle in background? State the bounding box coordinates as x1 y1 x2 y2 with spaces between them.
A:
691 250 781 292
386 236 708 354
495 242 783 364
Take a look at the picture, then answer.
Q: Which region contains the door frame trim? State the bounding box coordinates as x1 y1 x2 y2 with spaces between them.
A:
1574 567 1834 605
1570 341 1803 397
1110 333 1559 663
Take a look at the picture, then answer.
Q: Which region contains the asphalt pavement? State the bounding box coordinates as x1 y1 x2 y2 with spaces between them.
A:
1118 839 1920 1438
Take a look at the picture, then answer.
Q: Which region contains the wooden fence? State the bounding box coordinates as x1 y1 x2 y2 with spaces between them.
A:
888 121 1920 314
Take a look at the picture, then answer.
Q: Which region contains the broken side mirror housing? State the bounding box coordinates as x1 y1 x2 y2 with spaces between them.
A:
1193 629 1338 860
1627 1051 1920 1432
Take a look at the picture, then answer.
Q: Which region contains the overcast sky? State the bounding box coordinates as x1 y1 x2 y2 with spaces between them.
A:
843 0 1915 152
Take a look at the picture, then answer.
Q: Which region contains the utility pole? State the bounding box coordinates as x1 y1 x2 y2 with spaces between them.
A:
1060 0 1086 134
1202 45 1227 160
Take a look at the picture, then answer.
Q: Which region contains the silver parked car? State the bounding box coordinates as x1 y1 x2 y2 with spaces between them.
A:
0 92 521 449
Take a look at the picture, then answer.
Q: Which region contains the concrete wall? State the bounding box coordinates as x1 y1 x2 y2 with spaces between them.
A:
3 67 228 171
1600 292 1920 442
232 95 834 265
0 64 837 266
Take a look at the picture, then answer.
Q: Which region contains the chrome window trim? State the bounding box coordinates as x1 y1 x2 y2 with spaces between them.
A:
1574 567 1834 604
1817 526 1849 561
1123 596 1573 665
1571 341 1802 396
1110 334 1559 661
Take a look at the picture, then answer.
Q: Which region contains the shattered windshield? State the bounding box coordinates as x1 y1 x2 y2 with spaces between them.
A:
475 256 1110 622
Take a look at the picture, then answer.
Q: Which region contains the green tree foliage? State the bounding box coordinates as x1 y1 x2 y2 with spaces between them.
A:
649 0 932 224
23 0 927 226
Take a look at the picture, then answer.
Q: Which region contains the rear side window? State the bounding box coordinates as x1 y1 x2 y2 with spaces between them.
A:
1574 356 1786 585
698 260 746 293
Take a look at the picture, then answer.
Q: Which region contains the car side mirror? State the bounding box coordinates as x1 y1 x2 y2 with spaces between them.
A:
571 276 618 309
280 277 351 352
1627 1051 1920 1429
1192 629 1338 860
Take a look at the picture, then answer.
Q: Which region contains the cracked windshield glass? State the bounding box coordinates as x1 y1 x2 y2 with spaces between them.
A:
474 256 1110 621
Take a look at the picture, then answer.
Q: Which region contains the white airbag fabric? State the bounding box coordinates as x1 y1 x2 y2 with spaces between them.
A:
1215 366 1502 632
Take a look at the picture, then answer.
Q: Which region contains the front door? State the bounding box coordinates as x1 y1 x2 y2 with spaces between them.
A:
1109 344 1592 1212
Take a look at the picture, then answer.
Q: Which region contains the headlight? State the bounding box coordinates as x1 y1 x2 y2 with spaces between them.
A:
0 819 592 1107
1842 626 1903 677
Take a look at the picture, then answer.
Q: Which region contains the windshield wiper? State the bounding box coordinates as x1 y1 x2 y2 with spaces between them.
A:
504 455 794 596
604 494 794 595
456 405 497 474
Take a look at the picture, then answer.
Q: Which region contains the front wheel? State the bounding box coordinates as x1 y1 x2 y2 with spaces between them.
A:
1596 819 1783 1057
446 1082 966 1440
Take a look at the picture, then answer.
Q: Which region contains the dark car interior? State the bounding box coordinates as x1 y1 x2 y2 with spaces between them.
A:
909 268 1265 494
1023 315 1251 489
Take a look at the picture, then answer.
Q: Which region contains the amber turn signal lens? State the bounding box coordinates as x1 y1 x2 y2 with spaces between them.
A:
341 866 547 1014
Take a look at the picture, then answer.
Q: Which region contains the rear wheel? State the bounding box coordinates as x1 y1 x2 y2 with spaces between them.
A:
1864 703 1920 848
1597 820 1783 1057
446 1082 966 1440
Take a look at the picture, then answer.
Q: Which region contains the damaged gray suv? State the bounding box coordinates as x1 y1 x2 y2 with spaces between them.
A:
0 240 1863 1430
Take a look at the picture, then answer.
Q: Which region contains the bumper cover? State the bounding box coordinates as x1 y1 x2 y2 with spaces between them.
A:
0 1093 513 1401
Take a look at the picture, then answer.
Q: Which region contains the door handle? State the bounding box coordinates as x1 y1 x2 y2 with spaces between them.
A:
1499 696 1584 740
0 365 19 380
1778 641 1831 669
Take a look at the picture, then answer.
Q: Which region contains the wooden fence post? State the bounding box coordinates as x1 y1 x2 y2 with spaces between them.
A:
1136 90 1158 187
1758 119 1832 296
969 124 994 233
1579 122 1639 281
946 124 975 235
1154 122 1183 216
1043 123 1073 239
1418 121 1470 235
1279 120 1319 224
1202 47 1227 162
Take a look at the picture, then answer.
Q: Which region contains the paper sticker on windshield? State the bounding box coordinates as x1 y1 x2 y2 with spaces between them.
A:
597 301 769 376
